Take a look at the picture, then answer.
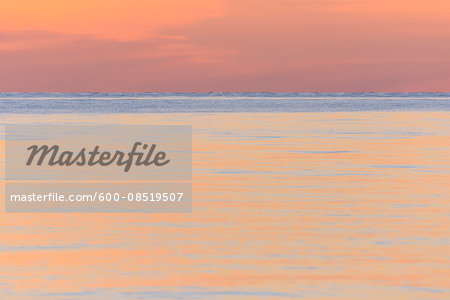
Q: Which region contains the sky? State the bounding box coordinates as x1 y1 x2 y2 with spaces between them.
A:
1 0 450 92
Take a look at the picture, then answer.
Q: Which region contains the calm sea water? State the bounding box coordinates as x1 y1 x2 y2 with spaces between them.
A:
1 93 449 299
1 92 450 113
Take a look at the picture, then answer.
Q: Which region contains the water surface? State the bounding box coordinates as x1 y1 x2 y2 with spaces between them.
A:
1 94 449 299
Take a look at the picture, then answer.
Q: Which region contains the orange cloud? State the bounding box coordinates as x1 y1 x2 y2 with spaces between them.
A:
1 0 450 91
0 0 224 40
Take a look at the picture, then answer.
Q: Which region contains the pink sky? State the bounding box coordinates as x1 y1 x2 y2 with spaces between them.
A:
1 0 450 92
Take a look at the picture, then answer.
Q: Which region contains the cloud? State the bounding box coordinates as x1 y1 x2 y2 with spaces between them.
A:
0 31 235 92
1 1 450 91
0 0 225 40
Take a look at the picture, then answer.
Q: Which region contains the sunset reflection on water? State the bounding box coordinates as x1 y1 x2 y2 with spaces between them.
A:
1 112 449 299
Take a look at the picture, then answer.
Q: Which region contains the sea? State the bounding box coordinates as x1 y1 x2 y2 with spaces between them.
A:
0 93 449 299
